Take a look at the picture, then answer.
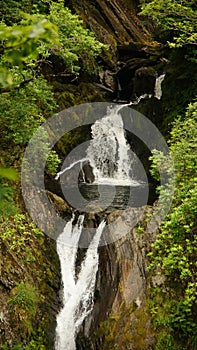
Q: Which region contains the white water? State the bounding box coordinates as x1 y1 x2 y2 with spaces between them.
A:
154 73 165 100
55 216 105 350
55 158 88 180
86 96 150 186
87 104 133 184
55 94 149 186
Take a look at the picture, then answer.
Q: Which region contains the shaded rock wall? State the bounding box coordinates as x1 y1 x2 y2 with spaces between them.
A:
52 0 160 104
68 0 153 60
75 206 158 349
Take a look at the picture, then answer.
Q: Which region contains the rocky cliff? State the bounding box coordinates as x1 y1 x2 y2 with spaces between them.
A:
75 206 158 350
68 0 154 56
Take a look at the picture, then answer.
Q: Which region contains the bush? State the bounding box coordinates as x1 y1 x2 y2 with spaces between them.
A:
148 101 197 348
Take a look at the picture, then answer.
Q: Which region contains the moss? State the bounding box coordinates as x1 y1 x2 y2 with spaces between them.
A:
55 82 105 110
94 301 153 349
0 213 60 347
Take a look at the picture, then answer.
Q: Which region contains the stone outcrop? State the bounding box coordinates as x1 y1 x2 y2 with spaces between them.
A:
64 0 161 101
69 0 154 53
76 206 158 349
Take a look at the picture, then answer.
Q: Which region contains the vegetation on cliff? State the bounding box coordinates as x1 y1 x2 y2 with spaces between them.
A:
0 0 196 349
140 0 197 53
149 101 197 349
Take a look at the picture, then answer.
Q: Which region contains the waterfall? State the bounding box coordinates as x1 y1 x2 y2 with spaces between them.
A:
55 95 149 185
86 103 139 186
55 215 105 350
54 97 150 348
154 73 165 100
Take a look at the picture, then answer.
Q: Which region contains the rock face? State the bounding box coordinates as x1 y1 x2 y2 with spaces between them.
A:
69 0 153 50
67 0 161 101
0 223 60 347
76 206 158 349
79 162 95 184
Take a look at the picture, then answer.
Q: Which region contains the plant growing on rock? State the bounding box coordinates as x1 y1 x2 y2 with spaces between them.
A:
148 101 197 349
139 0 197 50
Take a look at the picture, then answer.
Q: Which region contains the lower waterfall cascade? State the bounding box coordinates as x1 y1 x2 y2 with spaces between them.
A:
55 215 106 350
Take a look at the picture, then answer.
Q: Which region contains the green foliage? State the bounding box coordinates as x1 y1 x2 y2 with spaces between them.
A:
48 1 107 74
0 213 44 262
0 76 56 145
0 0 107 87
8 282 39 314
0 76 59 214
46 149 61 176
0 167 18 213
0 16 59 86
1 340 46 350
0 167 18 218
148 101 197 348
139 0 197 54
0 0 49 25
0 167 18 180
8 281 39 338
155 331 185 350
0 183 18 218
0 16 58 63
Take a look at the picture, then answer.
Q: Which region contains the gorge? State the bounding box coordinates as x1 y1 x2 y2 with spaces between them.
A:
0 0 196 349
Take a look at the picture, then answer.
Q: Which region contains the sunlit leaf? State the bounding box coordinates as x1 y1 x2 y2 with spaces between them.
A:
0 167 19 180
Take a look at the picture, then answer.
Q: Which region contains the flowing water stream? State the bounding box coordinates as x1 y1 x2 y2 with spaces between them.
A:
55 216 105 350
86 103 136 185
55 90 163 348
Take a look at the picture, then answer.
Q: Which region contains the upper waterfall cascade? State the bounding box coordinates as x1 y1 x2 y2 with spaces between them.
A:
86 103 137 185
55 95 151 185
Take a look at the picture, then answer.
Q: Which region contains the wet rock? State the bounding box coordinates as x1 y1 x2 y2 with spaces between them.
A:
76 206 158 349
98 70 118 92
79 162 95 184
134 66 157 97
47 190 71 214
117 59 157 100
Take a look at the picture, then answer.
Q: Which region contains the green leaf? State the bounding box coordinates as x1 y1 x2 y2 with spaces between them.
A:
0 167 19 180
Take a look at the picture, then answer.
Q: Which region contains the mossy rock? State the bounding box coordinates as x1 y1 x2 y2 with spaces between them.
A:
55 82 105 110
92 301 154 349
